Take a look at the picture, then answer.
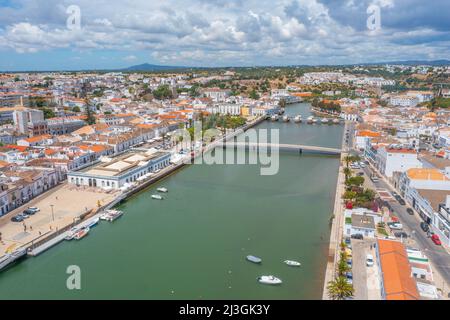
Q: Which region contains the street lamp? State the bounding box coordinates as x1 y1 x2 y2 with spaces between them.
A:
50 204 55 222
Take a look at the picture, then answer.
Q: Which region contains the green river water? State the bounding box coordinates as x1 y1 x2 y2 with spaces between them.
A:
0 103 343 300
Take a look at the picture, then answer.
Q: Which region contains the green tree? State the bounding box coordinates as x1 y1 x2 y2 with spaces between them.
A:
72 106 81 113
42 108 55 119
327 277 354 300
249 89 260 100
153 85 173 100
346 176 365 188
343 167 352 182
85 106 96 125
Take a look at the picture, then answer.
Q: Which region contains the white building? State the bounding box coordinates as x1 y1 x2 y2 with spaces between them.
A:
390 95 419 107
376 147 423 177
343 208 382 239
67 150 171 190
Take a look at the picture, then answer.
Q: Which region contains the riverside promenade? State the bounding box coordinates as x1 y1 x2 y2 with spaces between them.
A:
322 121 349 300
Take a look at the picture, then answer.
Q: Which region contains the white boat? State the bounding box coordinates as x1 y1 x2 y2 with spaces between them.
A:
258 275 282 285
100 210 124 222
312 118 318 124
282 115 290 122
321 118 329 124
65 227 81 240
307 116 314 124
270 115 279 122
284 260 301 267
152 194 164 200
294 115 302 123
333 118 340 124
74 227 89 240
86 217 99 228
157 187 168 193
246 255 262 264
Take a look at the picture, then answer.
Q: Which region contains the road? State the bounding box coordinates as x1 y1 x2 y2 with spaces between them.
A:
360 161 450 288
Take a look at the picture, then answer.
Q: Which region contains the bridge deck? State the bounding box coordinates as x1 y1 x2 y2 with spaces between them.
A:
222 142 343 155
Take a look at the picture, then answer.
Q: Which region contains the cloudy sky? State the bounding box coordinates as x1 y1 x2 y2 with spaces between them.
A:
0 0 449 71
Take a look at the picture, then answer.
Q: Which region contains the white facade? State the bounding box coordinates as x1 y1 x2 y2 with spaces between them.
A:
390 95 419 107
376 148 423 177
67 151 171 190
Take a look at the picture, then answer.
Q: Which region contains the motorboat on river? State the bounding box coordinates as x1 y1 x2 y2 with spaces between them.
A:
258 275 282 285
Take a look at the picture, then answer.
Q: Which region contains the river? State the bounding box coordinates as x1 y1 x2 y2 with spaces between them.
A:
0 103 344 300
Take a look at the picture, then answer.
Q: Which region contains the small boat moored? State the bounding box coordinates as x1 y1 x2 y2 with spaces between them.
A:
152 194 164 200
284 260 301 267
246 255 262 264
270 115 279 122
86 217 99 229
321 118 329 124
100 210 124 222
294 115 302 123
258 275 282 285
74 227 90 240
282 115 290 122
157 187 168 193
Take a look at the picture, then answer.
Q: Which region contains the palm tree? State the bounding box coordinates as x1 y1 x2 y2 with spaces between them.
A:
344 155 352 168
343 167 352 182
327 276 354 300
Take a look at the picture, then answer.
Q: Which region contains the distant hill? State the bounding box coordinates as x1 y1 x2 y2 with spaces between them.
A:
121 63 190 71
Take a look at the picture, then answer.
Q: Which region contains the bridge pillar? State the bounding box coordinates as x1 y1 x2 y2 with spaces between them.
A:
299 148 303 155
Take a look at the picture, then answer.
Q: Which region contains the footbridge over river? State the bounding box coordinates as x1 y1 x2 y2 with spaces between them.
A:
222 142 344 156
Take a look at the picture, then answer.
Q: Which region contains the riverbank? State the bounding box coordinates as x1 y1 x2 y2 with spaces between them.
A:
322 121 349 300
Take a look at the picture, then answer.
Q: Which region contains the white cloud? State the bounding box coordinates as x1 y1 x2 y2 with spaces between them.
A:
0 0 448 66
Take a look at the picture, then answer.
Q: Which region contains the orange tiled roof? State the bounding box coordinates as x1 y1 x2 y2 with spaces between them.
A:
5 145 28 152
292 92 312 97
378 239 419 300
407 168 449 181
386 148 417 154
23 134 51 143
357 130 381 138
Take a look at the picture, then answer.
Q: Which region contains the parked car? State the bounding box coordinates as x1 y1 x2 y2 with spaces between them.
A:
431 234 442 246
366 254 374 267
391 191 399 198
23 209 36 216
351 234 364 240
346 259 353 268
397 197 406 205
11 214 25 222
28 207 40 213
345 272 353 285
406 208 414 215
357 172 364 176
344 237 351 246
388 222 403 230
394 232 408 239
420 222 430 233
